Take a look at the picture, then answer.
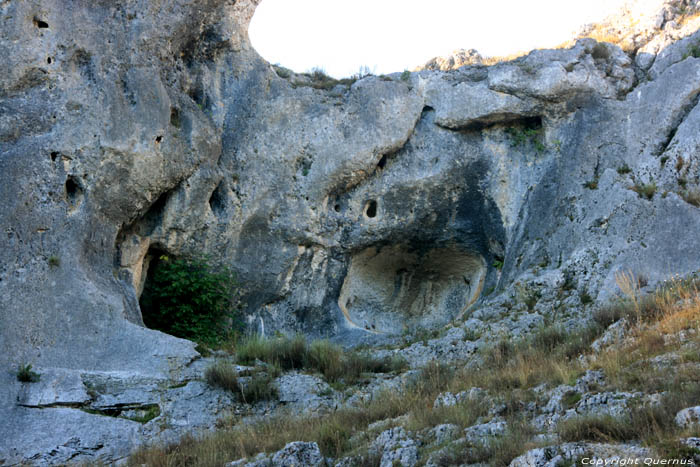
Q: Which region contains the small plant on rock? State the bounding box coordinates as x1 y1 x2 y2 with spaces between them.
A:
506 126 546 153
617 163 631 175
684 41 700 59
630 181 656 200
583 179 599 190
681 188 700 207
515 283 541 311
17 364 40 383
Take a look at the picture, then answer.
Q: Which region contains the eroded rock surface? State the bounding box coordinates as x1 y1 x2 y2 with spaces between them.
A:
2 0 700 463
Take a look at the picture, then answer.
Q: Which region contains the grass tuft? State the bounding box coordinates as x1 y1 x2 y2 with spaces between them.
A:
205 360 278 404
630 181 657 200
236 334 407 384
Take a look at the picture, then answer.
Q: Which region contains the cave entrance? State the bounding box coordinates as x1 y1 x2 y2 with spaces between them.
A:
137 247 240 346
137 247 169 333
338 243 485 334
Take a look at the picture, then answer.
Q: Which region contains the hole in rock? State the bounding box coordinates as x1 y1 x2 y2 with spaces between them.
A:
209 182 228 218
34 18 49 28
47 57 52 64
170 107 180 128
339 244 485 334
364 200 377 218
155 135 162 143
138 247 168 329
50 151 59 162
64 176 84 209
377 154 387 170
334 204 341 212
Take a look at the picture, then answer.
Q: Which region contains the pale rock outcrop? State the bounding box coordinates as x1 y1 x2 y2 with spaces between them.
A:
3 0 700 463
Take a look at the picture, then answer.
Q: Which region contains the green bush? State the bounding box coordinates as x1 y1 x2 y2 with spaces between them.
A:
140 255 242 346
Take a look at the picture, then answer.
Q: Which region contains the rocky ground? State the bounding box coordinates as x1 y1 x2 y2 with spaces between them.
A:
125 274 700 466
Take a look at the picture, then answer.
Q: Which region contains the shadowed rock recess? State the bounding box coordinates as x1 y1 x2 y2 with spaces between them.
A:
2 0 700 463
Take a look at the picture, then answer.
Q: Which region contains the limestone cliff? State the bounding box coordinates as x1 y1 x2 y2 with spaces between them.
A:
2 0 700 463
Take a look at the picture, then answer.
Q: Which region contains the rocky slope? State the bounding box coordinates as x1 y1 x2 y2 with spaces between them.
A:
2 0 700 464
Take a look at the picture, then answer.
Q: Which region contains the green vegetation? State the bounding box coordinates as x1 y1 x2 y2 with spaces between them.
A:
16 364 40 383
235 334 407 384
272 64 292 79
583 179 599 190
126 405 161 424
558 385 700 456
515 283 541 311
506 126 546 153
616 163 631 175
400 69 411 81
561 390 582 409
139 255 242 347
493 259 504 270
579 291 593 305
681 188 700 207
47 255 60 267
630 181 657 200
292 67 371 91
683 40 700 59
205 360 278 404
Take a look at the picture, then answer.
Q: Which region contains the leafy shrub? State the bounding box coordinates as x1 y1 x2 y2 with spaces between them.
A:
140 255 242 346
17 364 40 383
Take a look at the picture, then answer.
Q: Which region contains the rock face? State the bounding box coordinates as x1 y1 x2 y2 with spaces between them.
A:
2 0 700 463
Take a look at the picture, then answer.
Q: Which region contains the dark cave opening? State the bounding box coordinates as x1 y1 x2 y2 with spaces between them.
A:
138 247 169 332
65 176 84 208
364 200 378 218
209 182 228 218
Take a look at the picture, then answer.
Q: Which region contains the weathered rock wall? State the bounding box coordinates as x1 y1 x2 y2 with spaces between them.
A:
2 0 700 463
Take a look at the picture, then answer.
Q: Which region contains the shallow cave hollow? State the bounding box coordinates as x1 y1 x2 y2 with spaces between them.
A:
338 243 486 334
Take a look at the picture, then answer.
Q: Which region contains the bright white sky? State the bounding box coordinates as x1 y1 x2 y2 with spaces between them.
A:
250 0 629 78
